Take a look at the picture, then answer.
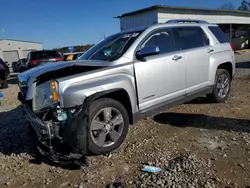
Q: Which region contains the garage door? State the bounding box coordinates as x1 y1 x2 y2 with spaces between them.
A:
23 50 32 58
3 51 19 73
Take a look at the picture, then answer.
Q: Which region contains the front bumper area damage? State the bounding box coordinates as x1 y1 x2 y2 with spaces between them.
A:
22 104 88 167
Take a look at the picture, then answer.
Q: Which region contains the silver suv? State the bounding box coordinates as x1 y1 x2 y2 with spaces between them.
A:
17 20 235 159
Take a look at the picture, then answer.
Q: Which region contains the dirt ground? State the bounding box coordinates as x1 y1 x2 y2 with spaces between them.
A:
1 56 250 188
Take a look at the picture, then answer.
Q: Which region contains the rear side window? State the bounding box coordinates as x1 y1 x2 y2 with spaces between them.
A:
172 27 209 50
208 26 229 43
31 50 60 60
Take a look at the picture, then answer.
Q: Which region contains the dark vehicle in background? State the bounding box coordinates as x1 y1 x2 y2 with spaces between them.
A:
0 58 10 88
26 50 63 70
4 61 10 77
12 58 27 73
12 61 18 72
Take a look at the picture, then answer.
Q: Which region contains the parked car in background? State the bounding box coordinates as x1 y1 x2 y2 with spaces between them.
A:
17 20 235 162
63 52 84 61
4 61 10 78
12 58 28 73
12 61 18 72
0 58 9 88
25 50 63 70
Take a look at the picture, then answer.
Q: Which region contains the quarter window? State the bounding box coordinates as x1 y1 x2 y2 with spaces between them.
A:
208 26 229 43
172 27 209 50
140 28 177 54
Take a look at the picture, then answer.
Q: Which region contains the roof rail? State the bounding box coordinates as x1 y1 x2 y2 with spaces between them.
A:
165 19 209 24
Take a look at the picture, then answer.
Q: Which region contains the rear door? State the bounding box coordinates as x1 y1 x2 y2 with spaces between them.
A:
172 26 211 93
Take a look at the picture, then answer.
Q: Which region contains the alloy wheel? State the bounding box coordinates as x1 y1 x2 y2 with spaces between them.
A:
216 73 230 98
90 107 124 147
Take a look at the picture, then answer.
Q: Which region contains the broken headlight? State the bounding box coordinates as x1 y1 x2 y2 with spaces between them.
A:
33 80 59 111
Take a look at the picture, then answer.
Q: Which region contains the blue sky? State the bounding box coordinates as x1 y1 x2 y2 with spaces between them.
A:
0 0 243 49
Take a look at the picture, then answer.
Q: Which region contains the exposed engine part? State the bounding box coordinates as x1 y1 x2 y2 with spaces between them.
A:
55 106 68 121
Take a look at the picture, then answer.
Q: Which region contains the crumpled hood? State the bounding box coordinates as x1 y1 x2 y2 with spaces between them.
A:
17 60 109 86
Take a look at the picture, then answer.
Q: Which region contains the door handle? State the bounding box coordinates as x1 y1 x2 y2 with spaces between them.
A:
207 48 214 53
172 55 182 61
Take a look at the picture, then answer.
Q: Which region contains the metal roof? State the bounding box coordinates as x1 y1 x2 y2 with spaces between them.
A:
0 39 42 44
116 5 250 18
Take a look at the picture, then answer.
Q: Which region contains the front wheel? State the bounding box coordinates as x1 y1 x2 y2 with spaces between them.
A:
207 69 231 103
87 98 129 155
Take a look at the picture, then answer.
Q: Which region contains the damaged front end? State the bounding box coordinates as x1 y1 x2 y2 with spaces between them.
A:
18 75 93 166
17 60 107 166
19 90 89 167
22 101 88 166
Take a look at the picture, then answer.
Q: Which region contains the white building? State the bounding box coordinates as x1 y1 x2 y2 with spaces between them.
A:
116 5 250 50
0 39 43 70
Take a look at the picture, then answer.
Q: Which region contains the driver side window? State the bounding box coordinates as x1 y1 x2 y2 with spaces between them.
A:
140 28 177 54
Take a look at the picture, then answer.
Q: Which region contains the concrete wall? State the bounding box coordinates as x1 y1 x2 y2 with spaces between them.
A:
120 9 158 31
0 40 43 60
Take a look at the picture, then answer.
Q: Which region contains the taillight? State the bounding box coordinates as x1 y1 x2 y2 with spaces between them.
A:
31 60 39 64
55 57 62 61
230 42 235 51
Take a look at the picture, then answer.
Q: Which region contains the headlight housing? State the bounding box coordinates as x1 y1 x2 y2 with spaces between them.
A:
33 80 59 111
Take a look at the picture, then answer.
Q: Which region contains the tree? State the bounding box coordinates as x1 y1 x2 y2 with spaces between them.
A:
238 0 250 11
219 2 235 10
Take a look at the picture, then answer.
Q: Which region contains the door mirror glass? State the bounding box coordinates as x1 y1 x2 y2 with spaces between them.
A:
136 45 160 58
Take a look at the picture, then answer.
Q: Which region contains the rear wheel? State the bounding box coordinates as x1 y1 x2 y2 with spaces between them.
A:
87 98 129 155
207 69 231 103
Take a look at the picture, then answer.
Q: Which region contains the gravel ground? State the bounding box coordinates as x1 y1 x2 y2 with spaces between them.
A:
1 61 250 188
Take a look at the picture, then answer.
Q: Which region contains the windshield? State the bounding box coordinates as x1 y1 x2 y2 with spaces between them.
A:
79 31 142 61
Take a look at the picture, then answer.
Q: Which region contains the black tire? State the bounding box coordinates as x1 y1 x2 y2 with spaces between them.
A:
207 69 231 103
87 98 129 155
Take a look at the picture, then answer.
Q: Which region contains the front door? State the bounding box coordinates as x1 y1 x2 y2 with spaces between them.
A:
134 27 186 110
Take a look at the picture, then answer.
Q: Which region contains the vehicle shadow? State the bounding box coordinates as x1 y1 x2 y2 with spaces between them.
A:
0 106 85 170
236 61 250 69
0 105 35 155
185 97 211 105
153 112 250 133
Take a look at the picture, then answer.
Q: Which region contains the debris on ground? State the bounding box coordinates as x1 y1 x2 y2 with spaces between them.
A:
138 153 219 188
142 165 162 173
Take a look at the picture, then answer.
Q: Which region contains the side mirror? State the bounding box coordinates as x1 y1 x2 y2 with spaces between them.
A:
136 45 160 58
